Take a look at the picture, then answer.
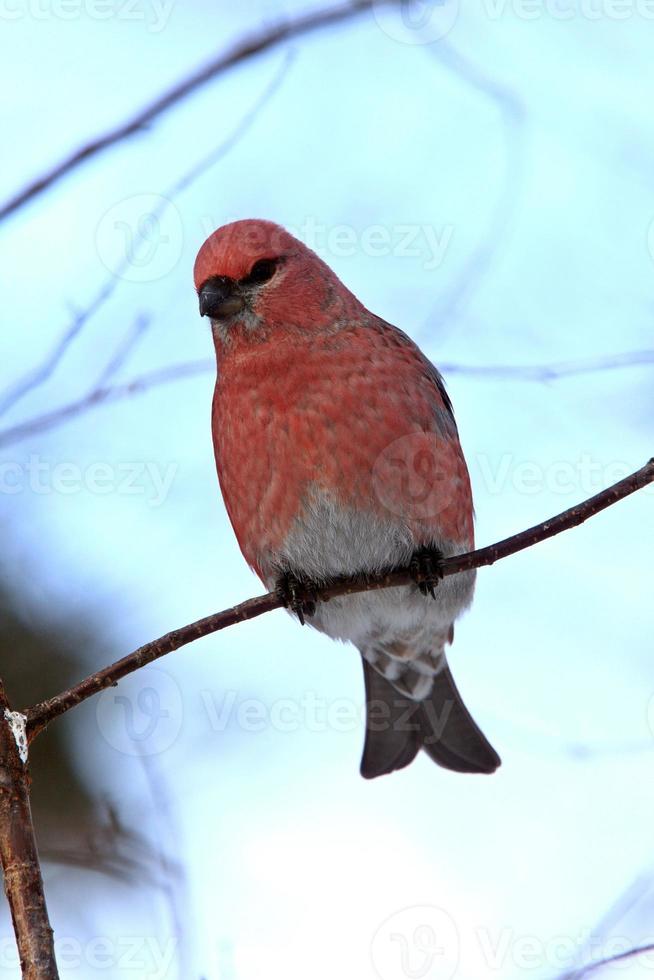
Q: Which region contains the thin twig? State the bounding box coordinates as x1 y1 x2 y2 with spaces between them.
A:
0 0 385 223
24 457 654 740
558 941 654 979
425 39 526 333
441 349 654 381
561 869 654 976
0 53 292 422
136 752 189 977
40 799 183 888
0 682 58 979
2 348 653 449
0 361 213 449
92 314 151 388
0 285 116 418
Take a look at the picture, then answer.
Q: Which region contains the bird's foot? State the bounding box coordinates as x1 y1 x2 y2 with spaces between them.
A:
277 572 317 626
410 546 444 599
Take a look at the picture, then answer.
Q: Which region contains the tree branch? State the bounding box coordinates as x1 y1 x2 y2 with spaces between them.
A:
0 53 292 422
24 457 654 740
559 941 654 979
0 360 212 449
92 314 152 388
0 0 384 223
425 39 526 333
441 348 654 381
0 682 58 979
0 288 116 418
558 869 654 977
3 348 654 449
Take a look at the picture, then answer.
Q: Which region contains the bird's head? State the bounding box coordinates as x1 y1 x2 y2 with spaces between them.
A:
194 219 359 344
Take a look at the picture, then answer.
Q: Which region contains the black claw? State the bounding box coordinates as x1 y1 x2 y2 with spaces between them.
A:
410 547 444 600
277 572 317 625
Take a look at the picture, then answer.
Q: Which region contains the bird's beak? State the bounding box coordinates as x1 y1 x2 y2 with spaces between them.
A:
198 277 245 319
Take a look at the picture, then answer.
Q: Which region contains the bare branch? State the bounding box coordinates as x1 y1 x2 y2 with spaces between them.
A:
92 314 151 388
24 457 654 740
0 0 384 223
0 682 58 979
0 360 213 449
165 49 294 198
569 871 654 974
3 347 653 449
425 40 526 332
136 752 190 975
0 285 117 418
441 349 654 381
38 799 183 889
0 51 291 422
558 941 654 979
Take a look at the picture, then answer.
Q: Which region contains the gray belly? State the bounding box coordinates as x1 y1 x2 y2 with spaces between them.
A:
260 488 475 649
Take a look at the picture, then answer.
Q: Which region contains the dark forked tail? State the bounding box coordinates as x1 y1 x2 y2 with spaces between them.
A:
360 657 501 779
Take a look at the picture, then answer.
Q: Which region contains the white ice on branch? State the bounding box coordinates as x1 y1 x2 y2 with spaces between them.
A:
3 709 28 764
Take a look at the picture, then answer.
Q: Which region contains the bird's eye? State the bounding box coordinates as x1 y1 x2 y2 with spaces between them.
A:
244 258 277 284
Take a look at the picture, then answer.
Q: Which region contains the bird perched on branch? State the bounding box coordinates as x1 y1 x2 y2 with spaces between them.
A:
194 219 499 779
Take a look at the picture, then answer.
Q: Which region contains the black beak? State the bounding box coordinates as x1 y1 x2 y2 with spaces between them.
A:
198 276 245 319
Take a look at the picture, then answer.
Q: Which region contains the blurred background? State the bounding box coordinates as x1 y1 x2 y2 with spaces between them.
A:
1 1 653 977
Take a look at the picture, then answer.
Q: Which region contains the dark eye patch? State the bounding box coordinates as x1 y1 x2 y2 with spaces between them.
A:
241 258 278 285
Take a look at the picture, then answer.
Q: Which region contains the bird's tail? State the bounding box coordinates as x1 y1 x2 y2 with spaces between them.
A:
360 656 501 779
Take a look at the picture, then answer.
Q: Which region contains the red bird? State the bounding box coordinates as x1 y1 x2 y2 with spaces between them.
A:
194 219 500 779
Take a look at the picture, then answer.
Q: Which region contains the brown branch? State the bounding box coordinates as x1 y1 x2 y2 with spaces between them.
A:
0 53 292 422
441 348 654 381
0 682 58 979
425 39 526 332
0 0 384 223
559 941 654 979
0 360 213 449
93 313 151 387
3 348 654 449
0 285 117 418
24 457 654 740
561 869 654 976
